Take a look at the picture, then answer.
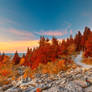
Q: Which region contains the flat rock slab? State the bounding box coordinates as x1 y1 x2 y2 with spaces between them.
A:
85 86 92 92
73 80 88 88
5 87 22 92
65 82 83 92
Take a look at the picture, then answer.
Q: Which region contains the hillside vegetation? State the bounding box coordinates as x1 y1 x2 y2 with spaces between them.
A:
0 27 92 85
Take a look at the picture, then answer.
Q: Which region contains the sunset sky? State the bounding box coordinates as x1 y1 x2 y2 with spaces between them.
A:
0 0 92 53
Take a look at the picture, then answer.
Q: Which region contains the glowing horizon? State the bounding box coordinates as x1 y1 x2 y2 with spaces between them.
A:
0 40 39 53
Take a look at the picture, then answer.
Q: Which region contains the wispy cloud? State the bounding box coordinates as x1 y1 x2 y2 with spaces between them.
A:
0 27 36 41
9 28 35 38
35 30 67 36
35 22 72 37
0 17 36 41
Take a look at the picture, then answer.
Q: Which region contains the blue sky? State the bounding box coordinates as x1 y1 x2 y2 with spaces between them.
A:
0 0 92 41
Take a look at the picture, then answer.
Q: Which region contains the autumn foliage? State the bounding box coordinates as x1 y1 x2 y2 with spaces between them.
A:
36 88 41 92
20 36 76 70
0 26 91 82
0 26 91 75
10 26 92 69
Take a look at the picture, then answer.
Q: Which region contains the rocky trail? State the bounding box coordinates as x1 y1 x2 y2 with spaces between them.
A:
73 52 92 68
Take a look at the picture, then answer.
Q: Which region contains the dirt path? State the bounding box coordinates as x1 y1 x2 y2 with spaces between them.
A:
73 52 92 68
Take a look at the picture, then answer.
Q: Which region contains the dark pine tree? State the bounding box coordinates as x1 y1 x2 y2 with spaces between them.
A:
74 31 82 51
12 51 20 65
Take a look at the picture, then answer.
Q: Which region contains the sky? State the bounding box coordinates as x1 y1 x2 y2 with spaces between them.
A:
0 0 92 53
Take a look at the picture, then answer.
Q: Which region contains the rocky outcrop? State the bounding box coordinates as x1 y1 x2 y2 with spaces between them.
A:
1 67 92 92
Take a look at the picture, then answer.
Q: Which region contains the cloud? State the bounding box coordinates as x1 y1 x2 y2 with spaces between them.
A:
0 17 37 41
0 27 36 41
35 30 67 36
9 28 35 38
35 22 72 37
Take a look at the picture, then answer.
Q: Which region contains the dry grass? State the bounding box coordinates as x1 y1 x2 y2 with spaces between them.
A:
0 58 20 85
23 59 74 78
82 58 92 65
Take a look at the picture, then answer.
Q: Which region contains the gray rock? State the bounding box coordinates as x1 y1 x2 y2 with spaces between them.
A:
2 84 13 91
85 86 92 92
23 87 37 92
43 86 64 92
35 73 41 78
0 87 3 92
73 80 88 88
65 82 83 92
5 87 22 92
